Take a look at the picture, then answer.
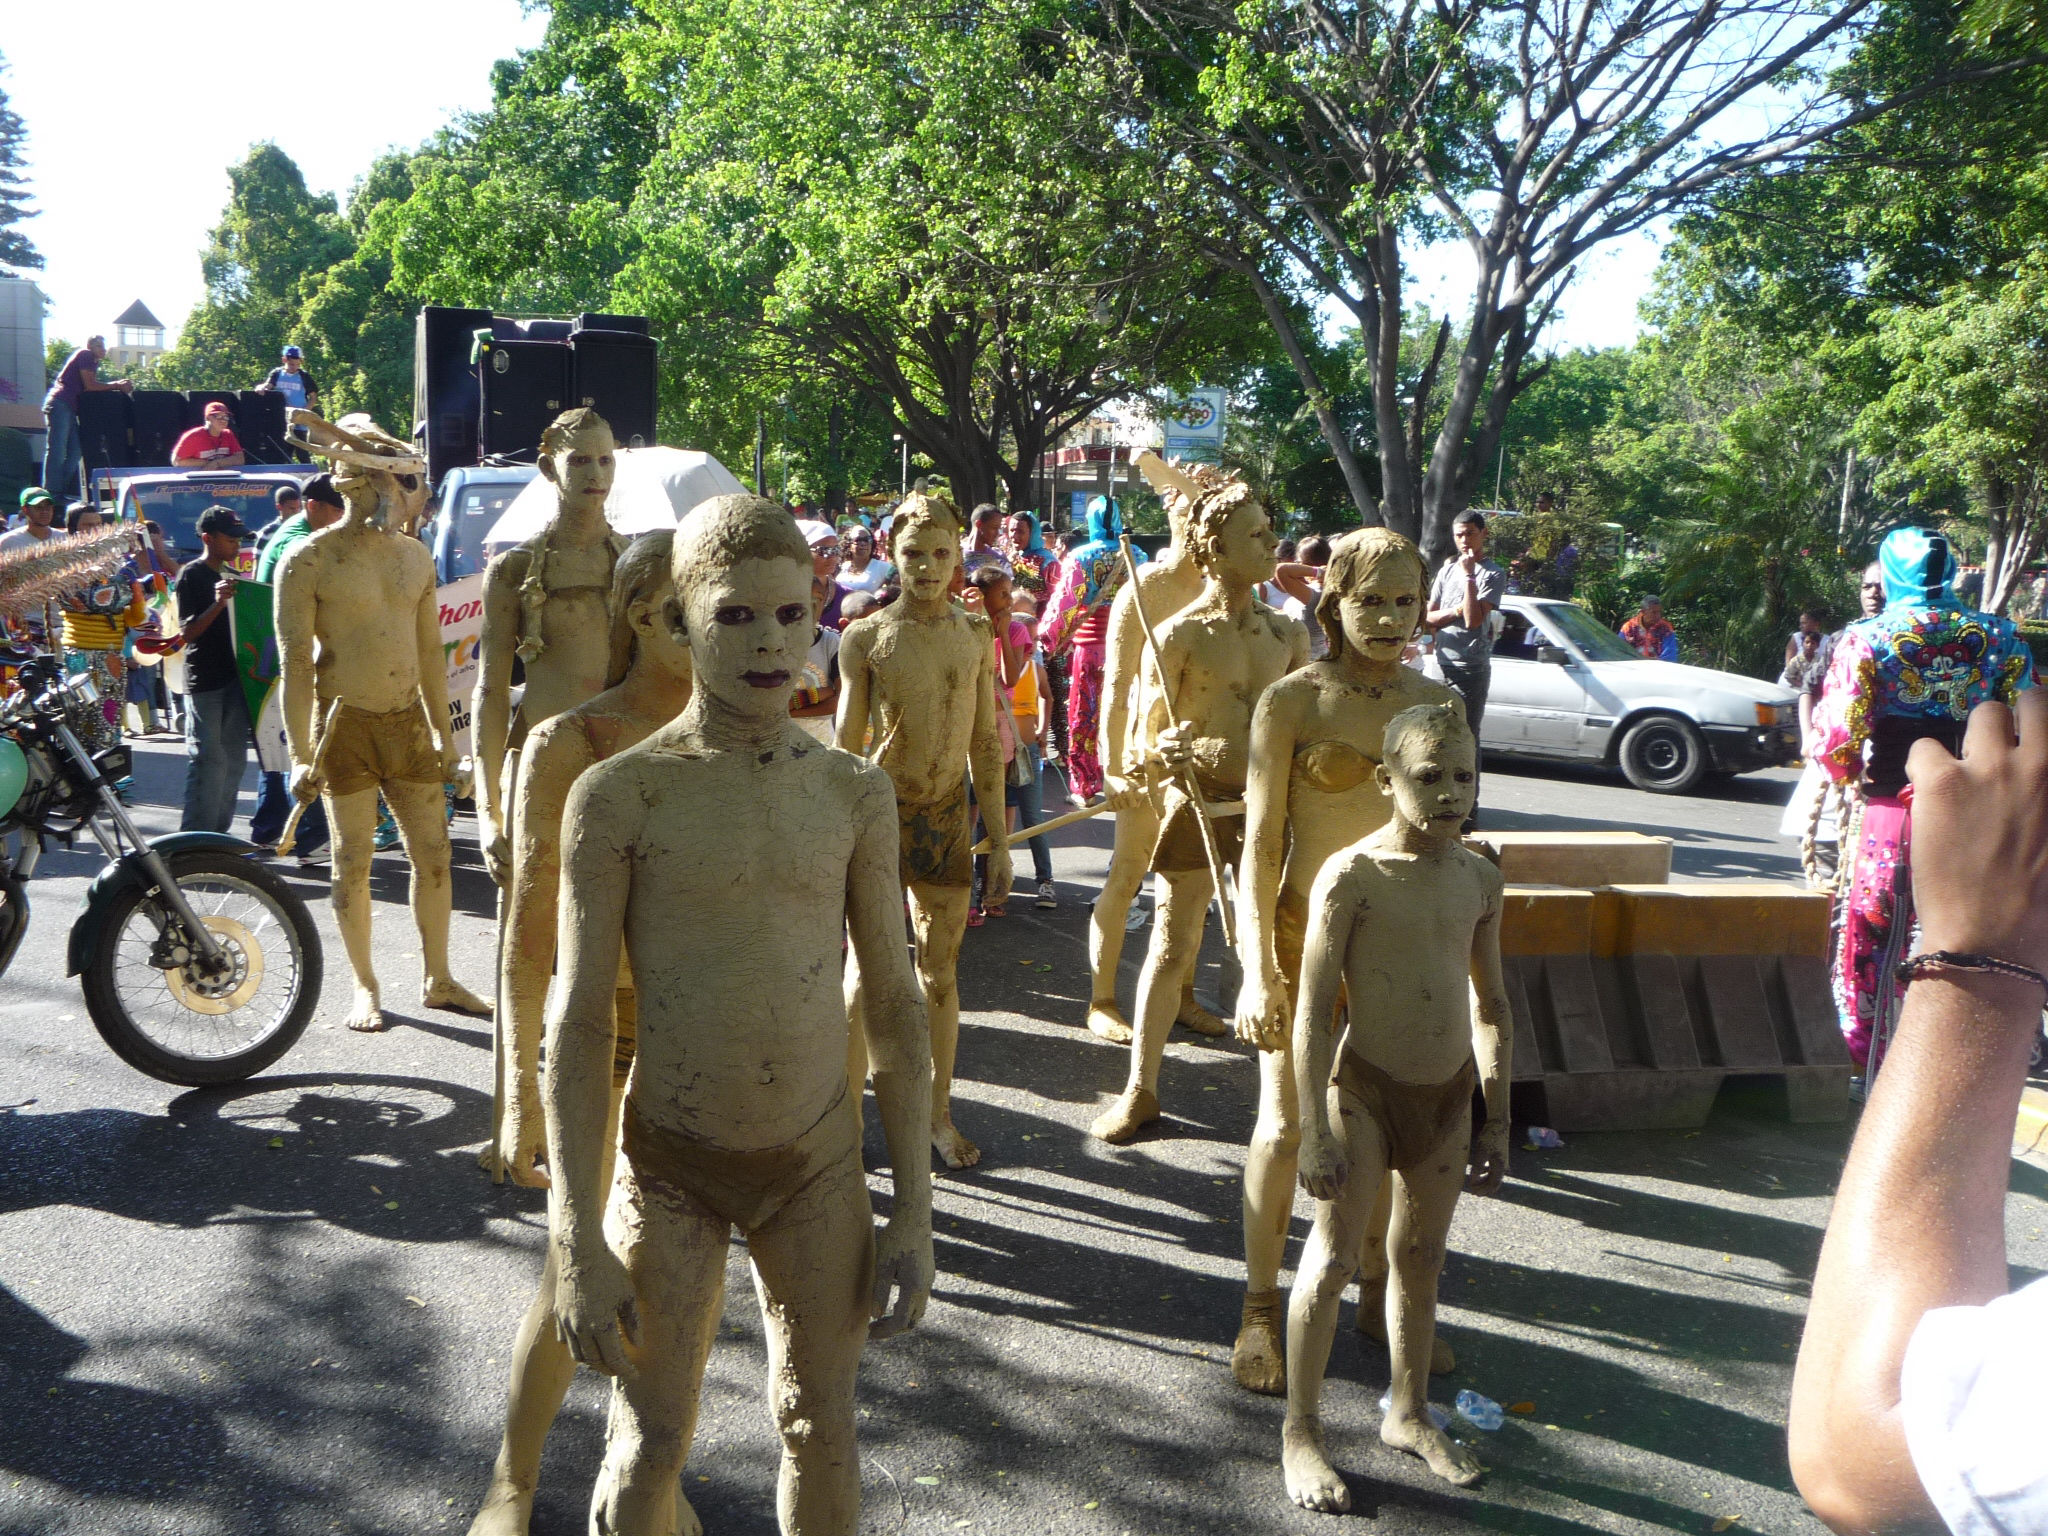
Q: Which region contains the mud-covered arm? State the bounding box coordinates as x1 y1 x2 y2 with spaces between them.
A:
473 552 524 843
411 553 455 773
273 547 318 771
844 766 935 1337
1294 861 1362 1199
1235 683 1300 1047
498 720 597 1185
1466 865 1513 1193
1100 586 1142 802
543 767 638 1376
834 622 873 755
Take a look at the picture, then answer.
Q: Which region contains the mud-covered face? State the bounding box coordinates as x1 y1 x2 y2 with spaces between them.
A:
1337 565 1422 661
332 461 391 528
541 424 616 516
895 520 959 603
1209 498 1280 589
1379 727 1476 839
678 556 812 719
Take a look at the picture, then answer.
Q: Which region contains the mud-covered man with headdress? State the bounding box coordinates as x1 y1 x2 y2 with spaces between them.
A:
273 409 491 1033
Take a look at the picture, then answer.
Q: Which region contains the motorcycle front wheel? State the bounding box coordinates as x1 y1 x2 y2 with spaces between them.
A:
82 849 322 1086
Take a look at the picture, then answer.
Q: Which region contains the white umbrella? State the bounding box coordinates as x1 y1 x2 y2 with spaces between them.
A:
483 446 749 547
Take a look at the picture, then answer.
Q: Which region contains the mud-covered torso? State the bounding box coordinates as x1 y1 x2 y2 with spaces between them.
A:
598 736 874 1148
858 605 992 807
1150 601 1302 794
1333 843 1500 1083
504 534 621 741
290 524 437 713
1281 664 1460 899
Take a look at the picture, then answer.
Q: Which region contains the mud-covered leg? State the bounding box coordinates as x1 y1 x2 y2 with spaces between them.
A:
1282 1088 1388 1515
1085 802 1155 1043
1379 1107 1480 1487
386 776 491 1017
1235 1038 1300 1394
588 1166 729 1536
324 784 386 1032
1091 867 1209 1143
907 880 977 1169
746 1146 876 1536
1355 1176 1456 1373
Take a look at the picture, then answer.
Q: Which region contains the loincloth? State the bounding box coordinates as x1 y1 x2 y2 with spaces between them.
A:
1334 1051 1476 1174
1150 773 1245 876
323 701 442 798
898 789 973 889
621 1085 860 1233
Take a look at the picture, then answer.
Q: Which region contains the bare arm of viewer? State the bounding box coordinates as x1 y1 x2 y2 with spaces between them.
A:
1789 691 2048 1533
543 769 638 1378
843 769 936 1337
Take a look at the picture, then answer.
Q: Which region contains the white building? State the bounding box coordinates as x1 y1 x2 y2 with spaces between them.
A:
108 300 165 372
0 274 48 443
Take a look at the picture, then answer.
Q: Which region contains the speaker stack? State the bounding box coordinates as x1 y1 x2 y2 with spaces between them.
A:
571 317 658 449
236 390 290 463
75 392 133 491
416 305 493 485
129 390 194 468
478 319 573 459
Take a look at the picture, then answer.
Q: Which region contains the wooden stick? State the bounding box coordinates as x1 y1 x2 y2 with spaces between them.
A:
276 698 344 856
970 796 1243 856
1118 535 1238 950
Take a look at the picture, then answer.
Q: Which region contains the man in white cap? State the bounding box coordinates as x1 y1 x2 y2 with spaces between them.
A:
798 517 845 631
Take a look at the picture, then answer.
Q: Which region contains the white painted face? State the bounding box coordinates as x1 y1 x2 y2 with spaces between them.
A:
1209 498 1280 589
679 556 813 720
1338 564 1423 661
895 519 959 603
629 581 692 687
1378 725 1477 839
541 424 617 516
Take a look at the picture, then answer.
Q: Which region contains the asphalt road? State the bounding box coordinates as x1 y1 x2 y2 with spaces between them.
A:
4 742 2043 1536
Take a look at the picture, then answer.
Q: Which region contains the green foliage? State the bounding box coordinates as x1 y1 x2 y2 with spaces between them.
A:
44 337 71 386
0 57 39 273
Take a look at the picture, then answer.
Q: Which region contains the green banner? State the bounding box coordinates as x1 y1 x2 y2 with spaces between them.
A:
229 578 279 730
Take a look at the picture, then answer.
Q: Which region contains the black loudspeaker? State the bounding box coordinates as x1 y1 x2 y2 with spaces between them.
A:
75 392 133 482
570 329 659 449
130 390 195 467
574 312 650 337
478 336 571 458
521 318 575 343
236 390 290 463
416 305 493 486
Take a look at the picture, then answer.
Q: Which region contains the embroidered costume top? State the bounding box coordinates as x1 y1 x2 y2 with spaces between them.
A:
1815 527 2036 795
1037 495 1144 659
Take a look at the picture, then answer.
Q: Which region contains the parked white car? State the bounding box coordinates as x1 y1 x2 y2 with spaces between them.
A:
1419 595 1801 794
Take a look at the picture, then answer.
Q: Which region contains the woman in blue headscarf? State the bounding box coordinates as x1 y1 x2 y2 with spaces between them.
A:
1037 496 1145 800
1814 527 2036 1074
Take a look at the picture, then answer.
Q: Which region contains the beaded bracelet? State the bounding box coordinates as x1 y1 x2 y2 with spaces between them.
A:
1896 950 2048 1000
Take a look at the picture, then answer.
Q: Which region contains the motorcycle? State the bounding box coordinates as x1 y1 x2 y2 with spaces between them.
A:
0 654 322 1084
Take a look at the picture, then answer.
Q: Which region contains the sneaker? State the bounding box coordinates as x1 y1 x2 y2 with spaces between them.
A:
296 839 330 868
1125 901 1151 932
1036 881 1057 910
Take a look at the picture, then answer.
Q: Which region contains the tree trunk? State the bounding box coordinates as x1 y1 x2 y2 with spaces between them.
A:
1243 263 1380 524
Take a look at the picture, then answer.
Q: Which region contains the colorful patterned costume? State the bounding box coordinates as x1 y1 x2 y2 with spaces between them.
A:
1813 528 2036 1071
1037 497 1144 801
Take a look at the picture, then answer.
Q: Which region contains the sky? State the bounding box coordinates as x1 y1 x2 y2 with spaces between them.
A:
7 1 549 349
6 0 1660 361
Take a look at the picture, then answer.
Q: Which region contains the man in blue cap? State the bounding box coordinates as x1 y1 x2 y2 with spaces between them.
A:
256 345 320 414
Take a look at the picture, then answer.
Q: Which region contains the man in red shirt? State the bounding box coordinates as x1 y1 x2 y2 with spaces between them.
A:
172 402 246 469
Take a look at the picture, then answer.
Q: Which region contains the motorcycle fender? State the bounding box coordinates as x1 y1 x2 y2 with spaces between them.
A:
67 832 260 977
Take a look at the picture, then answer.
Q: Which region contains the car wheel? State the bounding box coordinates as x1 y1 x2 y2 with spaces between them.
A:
1618 714 1708 794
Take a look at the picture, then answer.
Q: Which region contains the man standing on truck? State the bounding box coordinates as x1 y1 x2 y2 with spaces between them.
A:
41 336 132 499
256 345 319 414
172 402 246 469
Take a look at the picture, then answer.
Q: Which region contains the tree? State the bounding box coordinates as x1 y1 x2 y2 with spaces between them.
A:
0 56 39 272
156 144 353 393
1101 0 2045 560
619 0 1268 510
1862 254 2048 612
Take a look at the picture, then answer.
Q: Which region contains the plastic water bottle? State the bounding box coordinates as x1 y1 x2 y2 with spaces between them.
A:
1378 1392 1450 1430
1454 1390 1505 1431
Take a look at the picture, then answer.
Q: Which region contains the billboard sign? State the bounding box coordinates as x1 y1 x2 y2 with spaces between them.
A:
1162 387 1227 465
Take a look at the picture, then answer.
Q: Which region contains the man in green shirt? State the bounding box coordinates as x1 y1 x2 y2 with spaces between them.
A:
249 475 346 851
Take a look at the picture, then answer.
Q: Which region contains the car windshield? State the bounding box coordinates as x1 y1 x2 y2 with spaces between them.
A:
123 478 293 560
1533 602 1641 662
437 481 528 581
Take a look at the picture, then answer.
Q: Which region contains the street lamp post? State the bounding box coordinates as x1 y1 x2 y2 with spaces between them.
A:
892 432 907 495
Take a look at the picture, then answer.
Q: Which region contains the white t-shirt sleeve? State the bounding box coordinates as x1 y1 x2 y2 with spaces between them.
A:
1902 1274 2048 1535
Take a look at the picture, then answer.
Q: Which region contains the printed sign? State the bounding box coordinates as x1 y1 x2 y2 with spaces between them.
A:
1164 386 1228 465
438 573 486 763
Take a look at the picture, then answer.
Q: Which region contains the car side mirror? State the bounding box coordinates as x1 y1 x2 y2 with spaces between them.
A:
1535 645 1571 665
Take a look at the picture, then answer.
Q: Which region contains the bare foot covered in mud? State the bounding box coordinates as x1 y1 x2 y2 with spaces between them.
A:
1086 1001 1132 1044
1282 1416 1350 1513
1089 1087 1160 1145
1381 1406 1481 1487
932 1116 981 1170
344 984 386 1033
423 976 493 1018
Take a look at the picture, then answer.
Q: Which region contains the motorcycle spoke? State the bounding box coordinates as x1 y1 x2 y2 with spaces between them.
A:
111 874 305 1062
